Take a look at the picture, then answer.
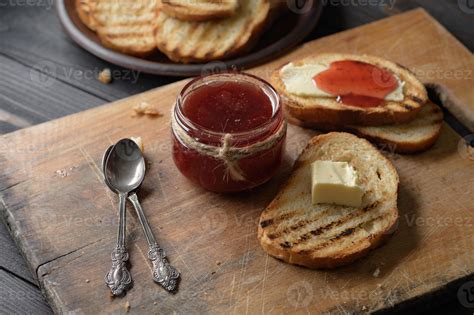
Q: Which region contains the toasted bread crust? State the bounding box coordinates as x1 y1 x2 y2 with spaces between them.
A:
258 218 397 268
76 0 97 31
91 0 159 57
271 54 428 126
289 101 444 153
154 0 270 63
258 132 399 269
160 0 238 21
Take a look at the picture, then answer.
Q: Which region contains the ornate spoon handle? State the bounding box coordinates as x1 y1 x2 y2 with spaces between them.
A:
128 193 180 291
148 244 180 291
105 192 132 295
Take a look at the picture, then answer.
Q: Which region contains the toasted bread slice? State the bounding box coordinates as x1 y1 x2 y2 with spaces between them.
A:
155 0 270 63
76 0 97 31
271 54 428 126
290 101 444 153
160 0 239 21
258 132 399 269
92 0 159 56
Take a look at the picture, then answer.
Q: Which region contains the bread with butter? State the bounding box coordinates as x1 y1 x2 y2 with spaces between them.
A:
290 101 443 153
271 53 428 126
258 132 399 269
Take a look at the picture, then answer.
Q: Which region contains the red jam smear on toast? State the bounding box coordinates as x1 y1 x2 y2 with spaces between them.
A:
313 60 399 107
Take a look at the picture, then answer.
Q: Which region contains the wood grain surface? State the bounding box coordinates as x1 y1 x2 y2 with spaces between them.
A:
0 270 51 314
1 9 473 314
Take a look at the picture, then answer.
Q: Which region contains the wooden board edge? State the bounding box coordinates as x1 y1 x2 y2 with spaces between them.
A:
413 9 474 132
428 83 474 132
0 197 41 282
377 273 474 313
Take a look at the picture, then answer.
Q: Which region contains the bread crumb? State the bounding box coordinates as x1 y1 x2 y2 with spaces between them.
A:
130 136 144 152
373 267 380 277
216 260 221 266
132 102 162 117
124 301 130 312
55 169 69 177
85 279 90 283
98 68 112 84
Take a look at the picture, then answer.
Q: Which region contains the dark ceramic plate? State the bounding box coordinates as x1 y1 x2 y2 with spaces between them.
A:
56 0 323 77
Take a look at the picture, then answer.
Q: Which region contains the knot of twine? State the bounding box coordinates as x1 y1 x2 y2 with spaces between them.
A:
172 105 286 182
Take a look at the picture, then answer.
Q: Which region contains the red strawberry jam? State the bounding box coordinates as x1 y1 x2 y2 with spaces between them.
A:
171 73 285 192
313 60 399 107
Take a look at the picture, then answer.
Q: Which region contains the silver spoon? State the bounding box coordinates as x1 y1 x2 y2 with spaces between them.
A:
103 139 139 295
103 141 180 292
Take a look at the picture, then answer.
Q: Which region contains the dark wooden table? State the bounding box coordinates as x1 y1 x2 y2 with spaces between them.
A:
0 1 472 314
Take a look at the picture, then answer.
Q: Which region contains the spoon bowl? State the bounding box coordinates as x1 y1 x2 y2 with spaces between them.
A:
104 139 146 193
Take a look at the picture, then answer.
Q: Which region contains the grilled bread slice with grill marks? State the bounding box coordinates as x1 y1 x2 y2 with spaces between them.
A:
289 101 444 153
258 132 399 269
154 0 270 63
92 0 159 56
76 0 97 31
160 0 239 21
271 54 428 126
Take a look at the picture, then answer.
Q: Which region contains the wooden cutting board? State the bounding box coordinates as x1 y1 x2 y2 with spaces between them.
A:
1 9 473 314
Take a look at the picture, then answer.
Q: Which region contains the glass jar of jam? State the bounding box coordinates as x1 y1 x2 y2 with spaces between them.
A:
171 72 286 193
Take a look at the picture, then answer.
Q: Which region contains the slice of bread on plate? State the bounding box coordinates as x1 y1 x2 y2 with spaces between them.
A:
76 0 97 31
160 0 239 21
258 132 399 269
154 0 270 63
91 0 159 57
271 53 428 126
290 101 444 153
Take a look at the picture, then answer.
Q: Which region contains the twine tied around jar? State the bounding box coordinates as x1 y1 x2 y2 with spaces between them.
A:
171 105 287 182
